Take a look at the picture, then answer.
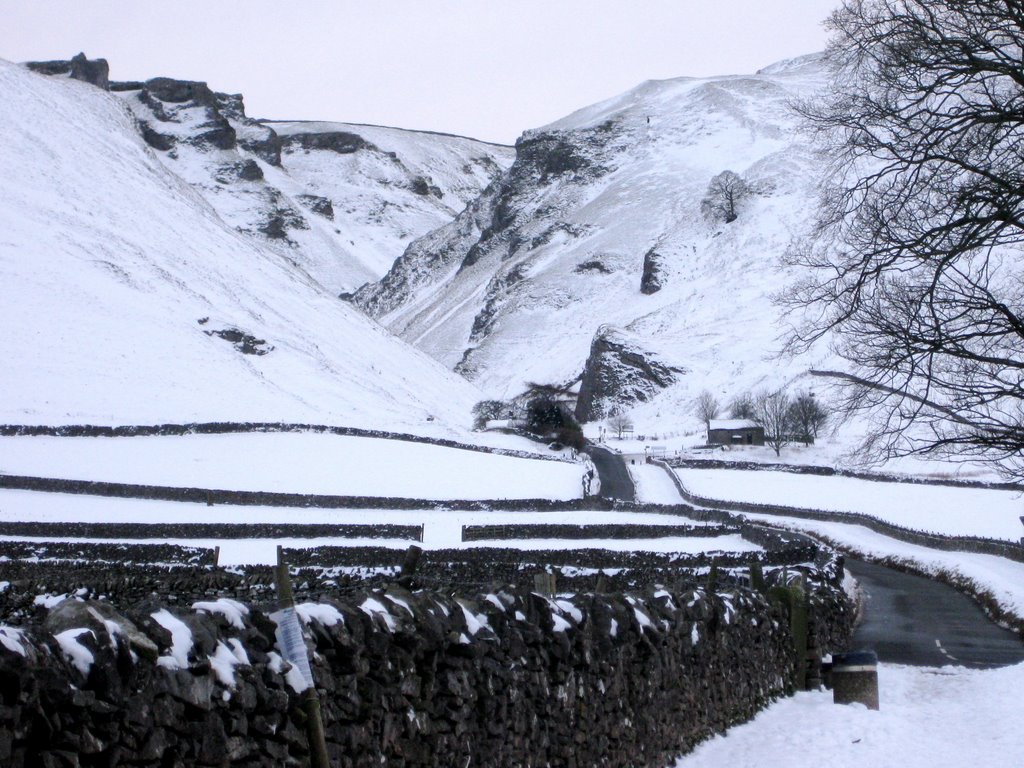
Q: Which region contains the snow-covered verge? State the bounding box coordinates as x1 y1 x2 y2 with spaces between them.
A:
0 433 584 500
675 467 1024 541
0 58 484 434
672 661 1024 768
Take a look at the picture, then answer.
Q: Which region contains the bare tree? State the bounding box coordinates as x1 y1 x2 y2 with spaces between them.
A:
754 390 792 457
786 392 827 446
694 390 721 428
701 171 750 224
471 399 512 430
607 410 634 439
784 0 1024 477
728 391 756 420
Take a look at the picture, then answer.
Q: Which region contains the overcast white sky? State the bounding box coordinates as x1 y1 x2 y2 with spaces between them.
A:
2 1 838 144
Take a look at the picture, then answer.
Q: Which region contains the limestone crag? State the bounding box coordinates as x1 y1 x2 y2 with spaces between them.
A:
576 326 686 422
25 52 109 89
24 56 513 294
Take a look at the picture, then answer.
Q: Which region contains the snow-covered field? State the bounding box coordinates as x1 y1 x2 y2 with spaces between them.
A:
676 467 1024 541
0 491 739 565
0 433 584 500
672 661 1024 768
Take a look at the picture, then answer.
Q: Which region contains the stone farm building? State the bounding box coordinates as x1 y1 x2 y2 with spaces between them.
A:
707 419 764 446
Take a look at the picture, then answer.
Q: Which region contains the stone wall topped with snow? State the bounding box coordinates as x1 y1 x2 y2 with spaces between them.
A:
0 580 851 767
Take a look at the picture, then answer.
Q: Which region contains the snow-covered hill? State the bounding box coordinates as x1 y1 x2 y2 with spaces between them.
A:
266 120 512 279
0 58 484 434
353 54 835 430
105 72 512 294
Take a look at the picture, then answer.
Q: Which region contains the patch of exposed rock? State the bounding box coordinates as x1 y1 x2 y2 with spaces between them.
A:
640 248 665 294
575 327 686 422
25 52 109 89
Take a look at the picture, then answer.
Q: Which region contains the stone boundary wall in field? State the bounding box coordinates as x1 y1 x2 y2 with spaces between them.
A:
460 522 737 541
0 522 424 541
0 421 575 462
0 473 598 510
0 580 853 768
669 456 1024 492
652 460 1024 563
0 540 215 567
0 473 710 515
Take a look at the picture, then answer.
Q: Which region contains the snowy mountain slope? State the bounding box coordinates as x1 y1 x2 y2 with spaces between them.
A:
0 58 483 433
105 71 511 293
352 55 835 427
266 121 513 278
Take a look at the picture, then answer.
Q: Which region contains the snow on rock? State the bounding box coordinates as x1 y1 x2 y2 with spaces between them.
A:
575 326 685 421
267 120 513 282
208 638 249 689
554 599 584 624
152 609 194 670
0 626 27 656
54 628 95 676
294 602 345 627
359 597 397 632
34 593 75 609
192 598 249 630
456 600 491 636
266 650 309 694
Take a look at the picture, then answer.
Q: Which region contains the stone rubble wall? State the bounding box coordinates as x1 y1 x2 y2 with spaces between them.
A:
0 522 423 542
0 580 852 768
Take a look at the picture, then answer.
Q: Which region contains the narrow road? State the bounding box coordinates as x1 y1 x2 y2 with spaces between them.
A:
846 558 1024 668
585 445 636 502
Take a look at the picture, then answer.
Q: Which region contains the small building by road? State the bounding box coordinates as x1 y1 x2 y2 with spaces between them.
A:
620 450 648 466
707 419 764 446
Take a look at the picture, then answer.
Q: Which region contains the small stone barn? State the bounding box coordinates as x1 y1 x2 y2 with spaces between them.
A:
707 419 764 446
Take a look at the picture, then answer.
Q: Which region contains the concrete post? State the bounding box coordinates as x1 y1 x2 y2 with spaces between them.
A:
831 650 880 710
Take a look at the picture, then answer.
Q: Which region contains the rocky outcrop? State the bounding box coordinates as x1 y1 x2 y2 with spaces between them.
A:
203 327 274 355
25 52 109 89
281 130 369 154
296 194 335 219
640 248 665 294
352 121 617 321
576 327 685 422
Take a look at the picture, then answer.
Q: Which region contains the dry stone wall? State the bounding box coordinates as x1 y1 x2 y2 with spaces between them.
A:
0 580 851 768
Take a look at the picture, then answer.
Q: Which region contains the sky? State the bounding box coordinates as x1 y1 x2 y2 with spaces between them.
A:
1 1 838 144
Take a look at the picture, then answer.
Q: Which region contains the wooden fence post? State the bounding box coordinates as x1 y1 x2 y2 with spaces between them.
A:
274 547 330 768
